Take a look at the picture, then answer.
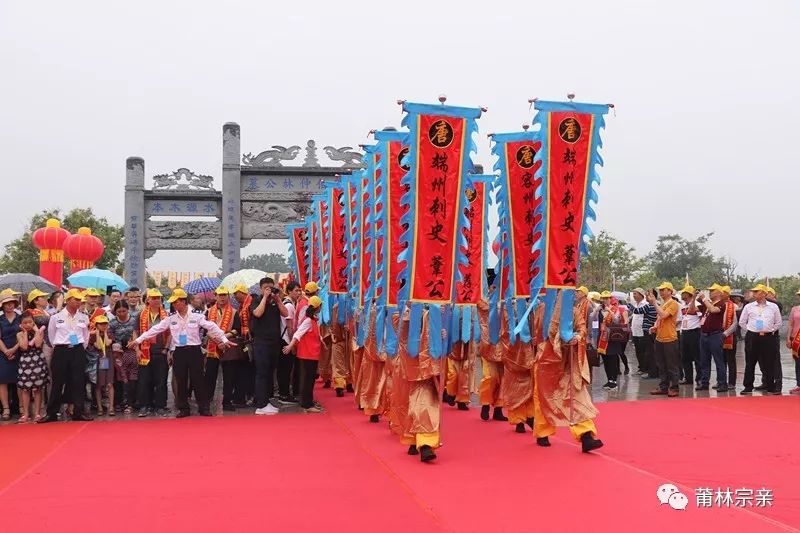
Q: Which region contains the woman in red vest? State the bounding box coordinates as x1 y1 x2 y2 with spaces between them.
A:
283 296 322 413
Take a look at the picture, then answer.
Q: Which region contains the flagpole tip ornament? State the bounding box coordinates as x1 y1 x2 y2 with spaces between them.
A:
438 94 447 104
567 93 576 101
396 99 406 106
522 124 530 131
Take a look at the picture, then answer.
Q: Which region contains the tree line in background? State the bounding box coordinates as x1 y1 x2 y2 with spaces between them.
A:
0 209 796 310
580 231 800 311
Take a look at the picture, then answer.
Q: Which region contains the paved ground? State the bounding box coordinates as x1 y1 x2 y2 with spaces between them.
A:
1 340 797 426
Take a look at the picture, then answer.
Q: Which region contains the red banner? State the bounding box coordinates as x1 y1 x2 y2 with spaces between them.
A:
455 180 485 304
329 186 348 294
320 199 329 283
386 141 408 306
504 140 542 297
359 169 372 307
410 114 466 303
544 112 593 288
373 152 384 302
291 226 309 288
310 216 320 283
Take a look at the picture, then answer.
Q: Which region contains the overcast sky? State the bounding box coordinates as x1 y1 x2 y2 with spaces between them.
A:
1 0 798 277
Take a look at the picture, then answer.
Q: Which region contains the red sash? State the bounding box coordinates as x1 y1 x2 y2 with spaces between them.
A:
722 300 736 350
239 295 252 337
597 306 625 355
139 308 168 365
207 304 234 358
792 328 800 359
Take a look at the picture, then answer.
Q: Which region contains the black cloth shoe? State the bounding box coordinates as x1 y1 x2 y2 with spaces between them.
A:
581 432 604 453
537 437 551 447
335 388 344 397
457 402 469 411
442 391 455 406
740 388 753 395
695 385 709 391
369 414 380 423
37 414 59 424
346 384 354 393
754 385 767 391
323 380 331 389
280 396 299 405
515 422 526 433
716 386 729 392
137 408 149 418
222 403 236 412
526 417 535 429
480 405 490 421
72 414 94 422
407 444 419 456
419 445 437 462
176 410 190 418
199 409 212 417
493 407 508 421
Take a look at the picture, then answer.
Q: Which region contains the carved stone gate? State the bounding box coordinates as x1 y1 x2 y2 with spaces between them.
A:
123 122 363 289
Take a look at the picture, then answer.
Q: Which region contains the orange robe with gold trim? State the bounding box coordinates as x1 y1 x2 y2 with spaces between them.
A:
500 303 536 425
359 307 388 417
389 310 413 444
477 299 504 408
533 293 599 440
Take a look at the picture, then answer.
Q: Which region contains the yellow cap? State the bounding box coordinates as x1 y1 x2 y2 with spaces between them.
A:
214 286 230 295
232 283 249 294
93 315 109 324
84 288 103 297
765 286 776 296
167 288 188 303
588 291 601 302
305 281 319 293
720 285 731 295
599 290 612 298
308 295 323 309
27 288 49 303
707 283 723 292
680 285 695 295
750 283 767 293
657 282 674 292
576 286 589 295
146 288 163 298
65 288 84 301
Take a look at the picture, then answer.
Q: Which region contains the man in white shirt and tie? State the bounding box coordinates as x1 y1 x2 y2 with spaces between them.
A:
131 288 235 417
738 284 782 395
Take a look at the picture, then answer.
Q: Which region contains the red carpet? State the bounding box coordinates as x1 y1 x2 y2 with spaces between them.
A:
2 390 799 533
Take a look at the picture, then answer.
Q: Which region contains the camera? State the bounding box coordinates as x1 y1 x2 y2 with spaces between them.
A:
270 287 280 295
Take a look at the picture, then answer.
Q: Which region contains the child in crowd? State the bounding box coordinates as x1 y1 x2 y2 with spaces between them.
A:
15 311 49 423
283 296 323 413
90 316 114 415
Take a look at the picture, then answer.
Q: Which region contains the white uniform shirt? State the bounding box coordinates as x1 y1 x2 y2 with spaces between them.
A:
48 308 91 347
738 301 782 333
281 300 295 344
135 310 230 350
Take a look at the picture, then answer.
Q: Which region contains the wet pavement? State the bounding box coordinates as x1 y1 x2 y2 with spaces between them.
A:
2 341 797 426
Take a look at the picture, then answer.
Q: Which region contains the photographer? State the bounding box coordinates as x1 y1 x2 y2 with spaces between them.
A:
249 277 289 415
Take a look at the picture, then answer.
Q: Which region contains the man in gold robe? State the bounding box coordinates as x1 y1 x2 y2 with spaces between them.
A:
444 308 476 411
358 306 388 422
500 300 536 433
533 289 604 453
477 297 507 421
330 304 351 396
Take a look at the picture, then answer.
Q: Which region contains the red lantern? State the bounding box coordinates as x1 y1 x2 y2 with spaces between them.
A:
63 227 105 274
32 218 71 288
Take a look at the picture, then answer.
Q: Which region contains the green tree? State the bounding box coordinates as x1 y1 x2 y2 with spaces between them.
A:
0 208 124 276
761 275 800 314
579 231 645 290
647 233 726 287
240 253 289 272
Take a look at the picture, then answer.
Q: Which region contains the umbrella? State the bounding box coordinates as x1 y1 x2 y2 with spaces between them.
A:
0 273 57 294
67 268 129 292
183 277 220 294
220 269 266 291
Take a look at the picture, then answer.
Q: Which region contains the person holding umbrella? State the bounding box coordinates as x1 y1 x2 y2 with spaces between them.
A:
39 288 93 423
130 289 236 417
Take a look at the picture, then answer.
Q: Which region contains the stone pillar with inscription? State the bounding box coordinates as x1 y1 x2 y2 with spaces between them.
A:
124 157 147 289
222 122 242 274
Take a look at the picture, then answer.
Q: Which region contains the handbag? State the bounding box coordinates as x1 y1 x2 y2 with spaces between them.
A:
220 335 248 362
608 324 630 344
587 344 601 367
